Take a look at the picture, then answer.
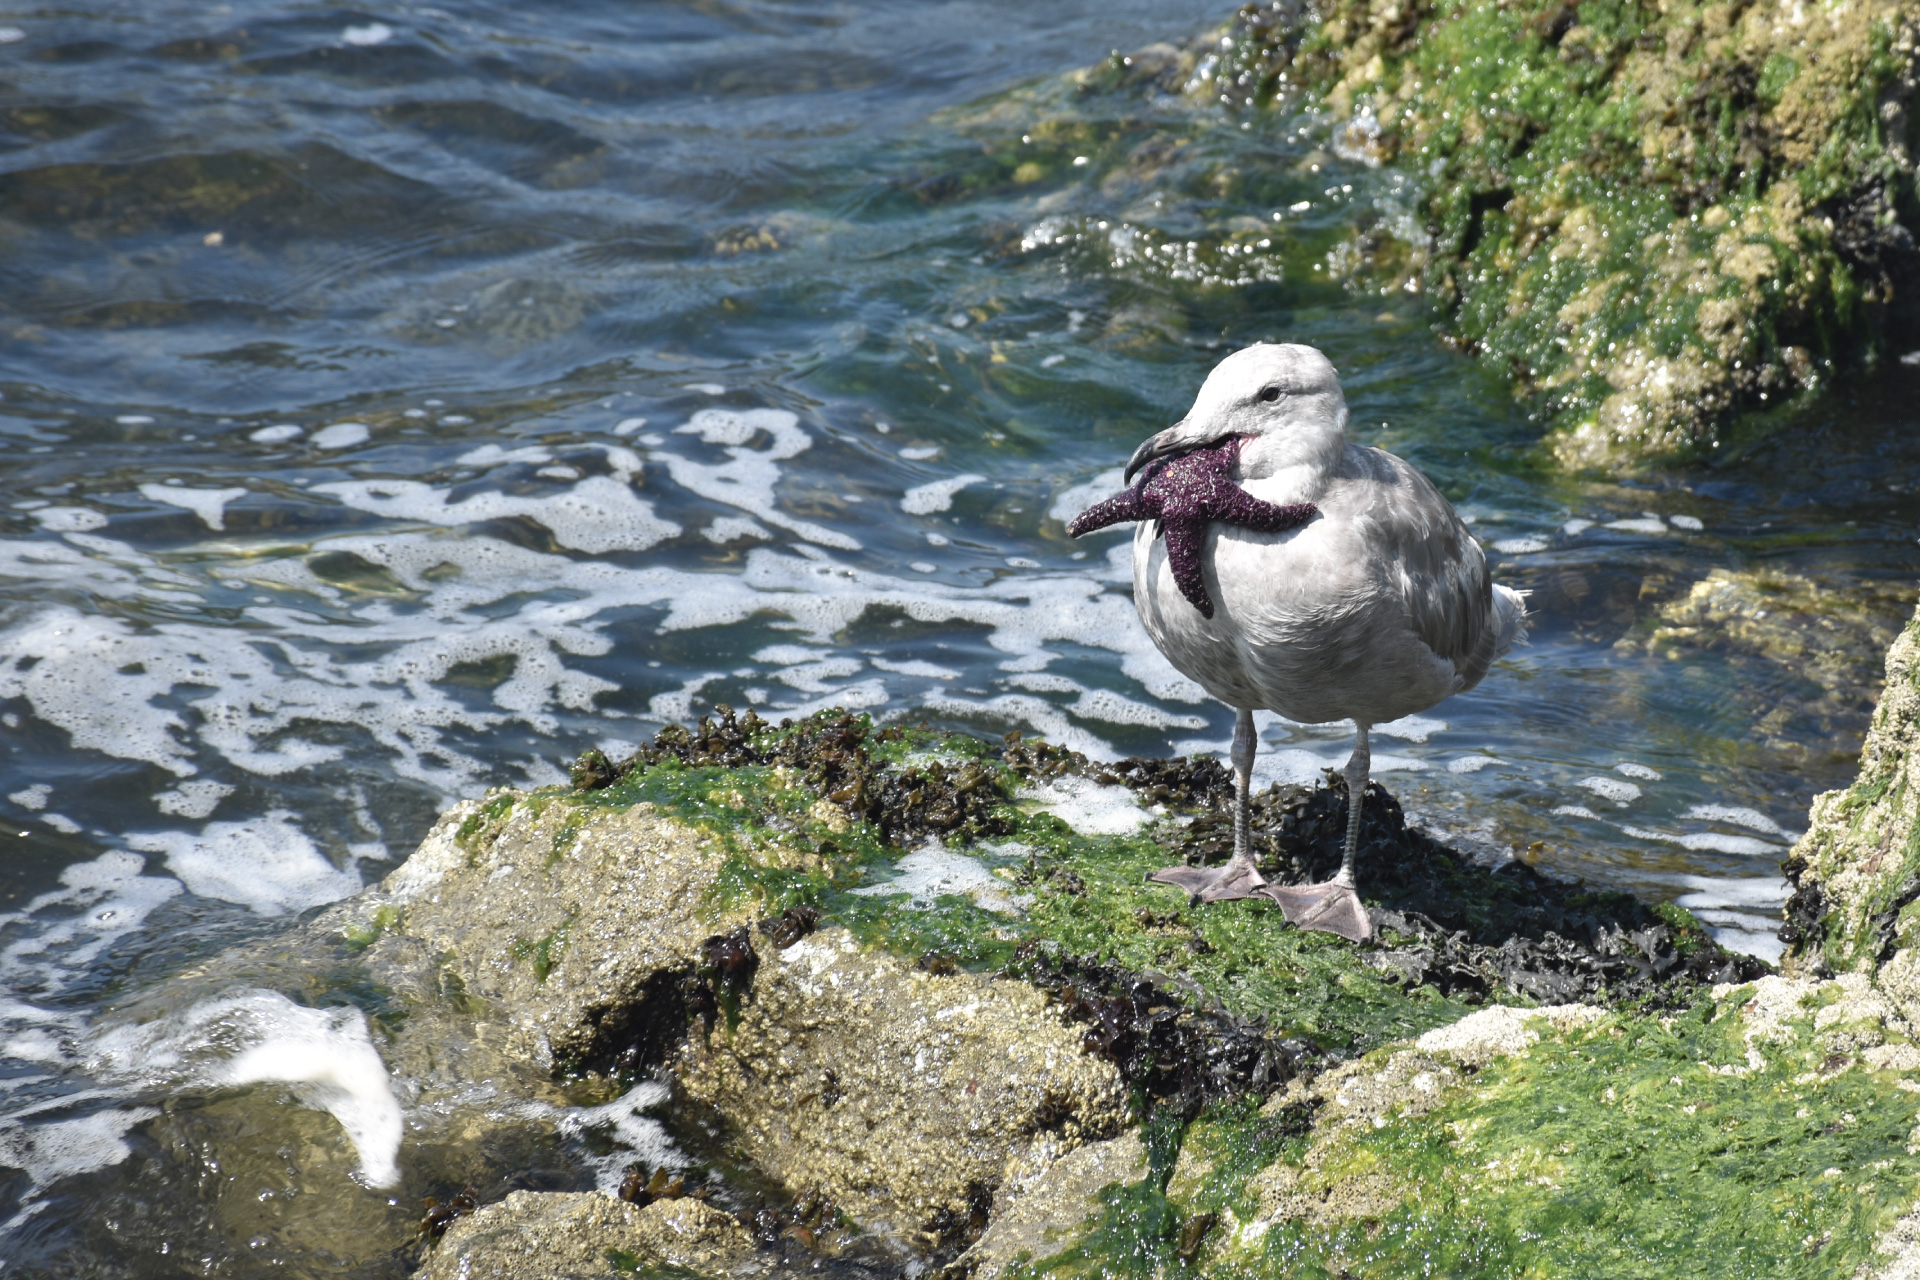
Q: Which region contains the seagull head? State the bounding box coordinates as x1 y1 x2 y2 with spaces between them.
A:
1124 343 1349 482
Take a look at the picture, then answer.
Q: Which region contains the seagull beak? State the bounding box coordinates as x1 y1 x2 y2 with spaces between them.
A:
1123 420 1233 482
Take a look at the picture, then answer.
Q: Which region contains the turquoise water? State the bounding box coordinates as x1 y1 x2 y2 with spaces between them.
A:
1 0 1918 1265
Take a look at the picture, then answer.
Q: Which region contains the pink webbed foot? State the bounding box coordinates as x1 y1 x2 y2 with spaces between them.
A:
1265 881 1373 942
1149 858 1268 904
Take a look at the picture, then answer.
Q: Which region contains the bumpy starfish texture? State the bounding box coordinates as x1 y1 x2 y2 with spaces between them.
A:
1067 437 1317 618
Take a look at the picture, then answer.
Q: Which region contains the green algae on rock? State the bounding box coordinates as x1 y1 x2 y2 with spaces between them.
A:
1209 0 1920 471
1034 986 1920 1280
1784 602 1920 973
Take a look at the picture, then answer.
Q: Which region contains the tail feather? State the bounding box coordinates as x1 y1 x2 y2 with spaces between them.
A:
1492 583 1530 657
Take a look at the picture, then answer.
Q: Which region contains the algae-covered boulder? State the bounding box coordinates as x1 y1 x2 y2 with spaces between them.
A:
677 926 1129 1244
1784 602 1920 973
420 1190 755 1280
1057 986 1920 1278
366 788 759 1070
1205 0 1920 470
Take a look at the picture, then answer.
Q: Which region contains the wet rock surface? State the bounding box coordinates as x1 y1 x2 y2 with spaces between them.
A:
958 1132 1148 1280
1785 602 1920 972
420 1190 755 1280
677 927 1129 1246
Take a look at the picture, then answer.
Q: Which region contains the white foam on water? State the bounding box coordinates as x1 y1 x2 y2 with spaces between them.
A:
1620 826 1784 858
682 382 727 395
87 989 402 1187
770 656 863 693
1604 515 1667 535
0 27 25 43
1551 805 1602 820
768 678 890 719
31 507 107 533
898 445 942 461
42 814 79 835
1578 775 1640 805
125 812 362 916
250 424 302 443
312 475 680 554
871 657 960 680
312 422 370 449
456 443 553 467
548 1081 678 1193
902 474 985 515
1562 518 1593 535
1376 714 1445 743
0 854 182 1013
613 417 648 436
1447 756 1506 773
850 840 1030 914
1008 672 1080 694
926 692 1116 760
1021 775 1150 836
138 483 248 531
1673 875 1790 962
1615 762 1662 781
1049 468 1126 525
649 408 858 550
341 22 392 45
0 1106 160 1188
8 784 49 811
1683 804 1796 839
1669 514 1704 532
152 781 234 819
1069 688 1206 731
1490 535 1549 555
1673 875 1790 910
703 516 772 543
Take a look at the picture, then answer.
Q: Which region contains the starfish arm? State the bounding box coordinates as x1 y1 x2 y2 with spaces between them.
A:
1214 488 1318 534
1067 485 1154 538
1162 516 1215 618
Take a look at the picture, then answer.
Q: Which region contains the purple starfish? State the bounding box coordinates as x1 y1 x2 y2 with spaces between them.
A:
1066 436 1316 618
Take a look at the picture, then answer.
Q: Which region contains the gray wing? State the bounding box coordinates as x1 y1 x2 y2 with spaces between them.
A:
1347 446 1497 691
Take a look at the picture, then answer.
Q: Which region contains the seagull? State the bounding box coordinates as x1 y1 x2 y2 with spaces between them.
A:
1069 343 1527 942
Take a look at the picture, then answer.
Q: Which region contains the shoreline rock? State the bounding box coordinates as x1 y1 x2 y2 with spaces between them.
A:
1186 0 1920 471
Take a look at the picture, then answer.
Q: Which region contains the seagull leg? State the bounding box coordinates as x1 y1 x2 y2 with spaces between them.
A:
1266 723 1374 942
1150 707 1268 902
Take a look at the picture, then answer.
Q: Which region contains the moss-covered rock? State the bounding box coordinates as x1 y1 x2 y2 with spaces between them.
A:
1027 980 1920 1279
1784 602 1920 972
1204 0 1920 470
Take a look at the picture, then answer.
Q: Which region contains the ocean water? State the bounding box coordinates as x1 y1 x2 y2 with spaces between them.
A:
2 0 1919 1258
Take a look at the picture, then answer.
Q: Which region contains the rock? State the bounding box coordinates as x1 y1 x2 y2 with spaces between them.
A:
1199 0 1920 470
677 927 1129 1244
1783 603 1920 973
369 789 760 1070
1412 1003 1605 1068
960 1133 1147 1279
422 1190 755 1280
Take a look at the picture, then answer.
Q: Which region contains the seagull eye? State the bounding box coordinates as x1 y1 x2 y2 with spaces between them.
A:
1259 386 1281 403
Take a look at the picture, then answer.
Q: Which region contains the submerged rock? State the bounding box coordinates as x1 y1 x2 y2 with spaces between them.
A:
1784 602 1920 972
1199 0 1920 470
